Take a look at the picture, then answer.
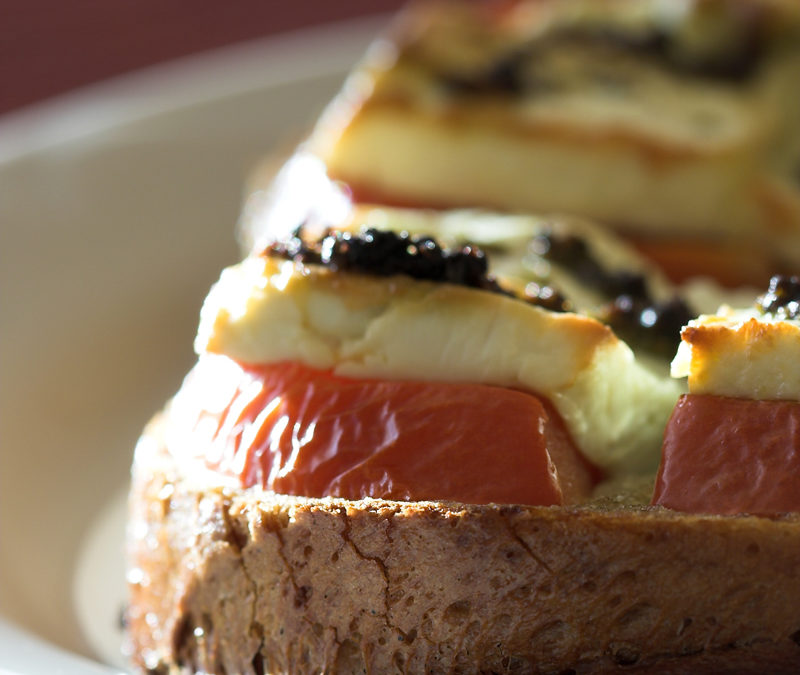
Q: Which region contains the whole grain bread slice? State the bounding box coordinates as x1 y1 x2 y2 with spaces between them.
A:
126 416 800 674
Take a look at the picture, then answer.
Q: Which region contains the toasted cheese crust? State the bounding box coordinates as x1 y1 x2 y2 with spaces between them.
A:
672 305 800 399
196 256 680 475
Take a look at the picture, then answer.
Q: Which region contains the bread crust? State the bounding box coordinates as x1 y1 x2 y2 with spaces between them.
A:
126 417 800 674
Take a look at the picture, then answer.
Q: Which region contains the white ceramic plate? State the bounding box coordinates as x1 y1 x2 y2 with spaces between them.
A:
0 16 384 673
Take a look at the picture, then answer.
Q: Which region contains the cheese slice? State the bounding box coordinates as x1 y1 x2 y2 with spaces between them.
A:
672 303 800 400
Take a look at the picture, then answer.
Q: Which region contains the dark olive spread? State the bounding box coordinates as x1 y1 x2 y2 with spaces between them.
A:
603 295 695 361
265 227 569 312
756 275 800 320
542 22 764 82
441 49 553 97
531 230 694 359
437 11 769 98
531 232 647 299
523 282 570 314
267 227 494 287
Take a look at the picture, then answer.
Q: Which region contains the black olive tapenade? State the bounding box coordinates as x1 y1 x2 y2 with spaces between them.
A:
437 17 767 98
531 232 649 300
602 295 695 362
264 227 569 313
531 230 694 359
756 275 800 320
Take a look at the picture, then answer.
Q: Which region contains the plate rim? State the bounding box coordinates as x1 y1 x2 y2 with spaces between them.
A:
0 13 387 165
0 13 386 674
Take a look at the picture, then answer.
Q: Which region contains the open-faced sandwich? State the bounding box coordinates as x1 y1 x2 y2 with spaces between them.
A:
126 225 800 673
125 0 800 673
305 0 800 286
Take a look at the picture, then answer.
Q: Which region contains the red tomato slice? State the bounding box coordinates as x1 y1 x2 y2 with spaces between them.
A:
653 394 800 515
186 357 596 506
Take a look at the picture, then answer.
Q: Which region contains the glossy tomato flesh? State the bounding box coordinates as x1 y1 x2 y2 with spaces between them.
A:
187 357 595 506
653 394 800 515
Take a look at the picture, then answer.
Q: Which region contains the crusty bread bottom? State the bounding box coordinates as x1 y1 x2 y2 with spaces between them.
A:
126 417 800 674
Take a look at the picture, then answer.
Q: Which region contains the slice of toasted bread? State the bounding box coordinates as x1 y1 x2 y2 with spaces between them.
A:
126 415 800 674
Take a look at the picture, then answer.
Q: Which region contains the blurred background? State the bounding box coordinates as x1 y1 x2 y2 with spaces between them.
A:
0 1 402 667
1 0 405 114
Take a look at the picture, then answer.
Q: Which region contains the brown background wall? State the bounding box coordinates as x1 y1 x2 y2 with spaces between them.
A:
0 0 406 115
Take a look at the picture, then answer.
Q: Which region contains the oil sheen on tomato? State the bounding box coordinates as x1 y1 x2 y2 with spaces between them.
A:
187 356 596 506
653 394 800 515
